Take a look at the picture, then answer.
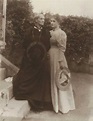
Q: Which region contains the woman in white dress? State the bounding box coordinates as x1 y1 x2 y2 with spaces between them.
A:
49 17 75 114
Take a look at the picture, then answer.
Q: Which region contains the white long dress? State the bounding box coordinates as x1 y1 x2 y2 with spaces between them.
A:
49 28 75 113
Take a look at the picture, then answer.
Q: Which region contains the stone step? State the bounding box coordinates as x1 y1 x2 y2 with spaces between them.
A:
0 78 13 107
0 77 31 121
0 98 30 121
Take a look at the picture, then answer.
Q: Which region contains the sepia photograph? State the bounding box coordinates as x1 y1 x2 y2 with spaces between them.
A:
0 0 93 121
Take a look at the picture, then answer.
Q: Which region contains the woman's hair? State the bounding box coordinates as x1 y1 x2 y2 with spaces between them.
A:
50 15 60 24
50 15 61 28
33 13 44 23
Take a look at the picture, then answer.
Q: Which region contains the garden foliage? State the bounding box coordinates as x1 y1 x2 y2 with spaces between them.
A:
4 1 93 70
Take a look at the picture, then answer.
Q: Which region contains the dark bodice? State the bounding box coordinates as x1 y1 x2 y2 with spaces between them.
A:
23 25 50 51
21 25 51 68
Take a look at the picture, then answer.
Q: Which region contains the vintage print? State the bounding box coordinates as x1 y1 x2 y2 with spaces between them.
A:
0 0 93 121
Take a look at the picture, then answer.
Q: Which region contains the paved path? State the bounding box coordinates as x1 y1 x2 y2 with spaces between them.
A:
23 72 93 121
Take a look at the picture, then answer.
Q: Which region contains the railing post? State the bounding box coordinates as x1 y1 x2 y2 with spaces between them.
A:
0 0 7 80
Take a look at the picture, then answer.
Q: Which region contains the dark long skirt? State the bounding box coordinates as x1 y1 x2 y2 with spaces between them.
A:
13 54 52 104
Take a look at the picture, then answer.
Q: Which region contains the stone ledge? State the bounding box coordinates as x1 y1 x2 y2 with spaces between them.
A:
0 79 13 108
0 98 30 121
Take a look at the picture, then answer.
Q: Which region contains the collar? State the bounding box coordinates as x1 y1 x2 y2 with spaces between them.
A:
34 26 42 32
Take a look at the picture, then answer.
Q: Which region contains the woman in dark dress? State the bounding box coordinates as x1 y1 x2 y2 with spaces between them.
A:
13 14 52 111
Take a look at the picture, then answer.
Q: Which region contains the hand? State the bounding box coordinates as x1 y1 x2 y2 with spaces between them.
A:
60 66 63 70
59 61 64 70
61 80 68 86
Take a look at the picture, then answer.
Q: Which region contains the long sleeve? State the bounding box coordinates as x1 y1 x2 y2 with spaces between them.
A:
57 30 67 62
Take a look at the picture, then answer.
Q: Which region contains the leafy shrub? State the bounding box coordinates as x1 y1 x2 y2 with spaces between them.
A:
3 0 33 67
3 2 93 71
60 16 93 65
